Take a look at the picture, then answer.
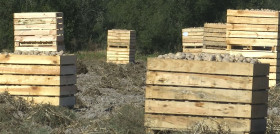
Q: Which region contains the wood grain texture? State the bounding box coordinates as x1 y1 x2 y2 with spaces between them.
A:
226 38 279 47
14 35 64 42
145 100 267 118
0 75 76 86
145 85 267 103
147 58 269 76
14 12 63 18
0 85 77 96
226 31 278 39
227 9 279 18
227 24 279 32
0 54 76 65
14 18 63 25
145 114 267 133
227 16 279 25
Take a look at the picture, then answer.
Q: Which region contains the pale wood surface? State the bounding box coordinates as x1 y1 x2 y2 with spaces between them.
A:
227 16 279 25
226 38 279 47
0 64 75 75
229 50 279 58
182 43 203 46
145 100 267 118
14 24 63 30
204 36 226 42
204 28 226 33
14 18 63 25
21 96 75 106
146 71 268 90
14 45 65 52
0 75 76 86
14 12 63 18
203 41 227 46
227 9 279 18
227 24 279 32
14 35 64 42
204 23 226 29
226 31 278 39
0 54 76 65
0 85 77 96
146 85 267 103
145 114 266 133
147 58 269 76
14 30 64 36
204 32 226 37
182 28 204 32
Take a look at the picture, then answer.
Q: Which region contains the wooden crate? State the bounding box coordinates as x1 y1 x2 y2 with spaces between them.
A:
0 54 76 106
107 29 136 64
226 9 280 51
14 12 64 51
182 27 204 52
145 58 269 134
226 9 280 87
204 23 226 49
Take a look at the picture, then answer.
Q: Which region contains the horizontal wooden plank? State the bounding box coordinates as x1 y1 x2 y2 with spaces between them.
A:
146 85 267 103
204 28 226 33
0 54 76 65
14 36 64 42
203 41 227 46
14 30 63 36
270 66 280 73
107 36 135 40
182 43 203 47
145 100 267 118
204 32 226 37
204 37 226 42
200 49 229 54
15 45 65 52
182 28 204 32
269 73 280 80
226 31 278 39
147 58 269 76
182 38 203 43
0 75 76 85
269 79 279 87
204 23 226 29
229 50 279 58
226 38 279 47
108 29 135 34
14 24 63 30
14 12 63 18
21 96 75 106
145 114 266 133
183 35 204 39
258 59 279 66
107 32 136 37
227 9 279 18
182 48 202 53
0 85 76 96
146 71 268 90
107 47 135 52
14 18 63 25
226 24 279 32
227 16 279 25
107 51 132 55
0 64 75 75
182 32 204 36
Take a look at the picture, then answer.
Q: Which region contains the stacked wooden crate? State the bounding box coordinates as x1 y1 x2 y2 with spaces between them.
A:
145 58 269 134
0 54 76 106
182 27 204 53
203 23 227 49
14 12 64 51
226 9 280 87
107 29 136 64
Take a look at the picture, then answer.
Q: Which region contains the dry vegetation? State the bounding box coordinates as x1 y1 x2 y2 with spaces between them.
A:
0 50 279 134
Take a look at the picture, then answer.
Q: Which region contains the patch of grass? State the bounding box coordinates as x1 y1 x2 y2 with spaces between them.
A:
76 50 106 61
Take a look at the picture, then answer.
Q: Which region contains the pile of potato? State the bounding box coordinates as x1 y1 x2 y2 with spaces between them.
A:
158 52 259 64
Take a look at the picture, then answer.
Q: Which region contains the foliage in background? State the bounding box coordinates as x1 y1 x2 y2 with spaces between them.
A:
1 0 280 53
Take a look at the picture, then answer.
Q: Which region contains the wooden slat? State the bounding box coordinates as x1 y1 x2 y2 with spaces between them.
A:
145 114 266 133
226 38 279 47
145 100 266 118
258 59 279 66
204 37 226 42
108 29 135 34
14 24 63 30
147 58 269 76
269 66 280 73
14 12 63 18
182 43 203 47
21 96 74 106
200 49 229 54
204 28 226 33
0 75 76 86
107 36 135 40
227 9 279 18
183 36 204 39
269 73 280 80
182 48 202 53
269 79 279 87
0 85 77 96
204 32 226 37
0 55 76 65
146 71 268 90
14 36 64 42
146 85 267 103
182 28 204 32
182 38 203 43
203 41 227 46
0 64 75 75
226 24 279 32
14 30 63 36
226 31 278 39
15 45 65 52
14 18 63 25
229 50 279 58
204 23 226 29
227 16 279 25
